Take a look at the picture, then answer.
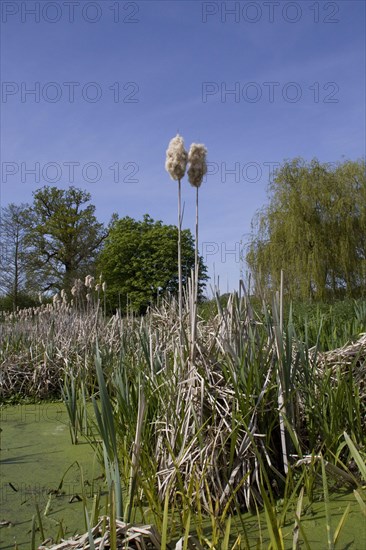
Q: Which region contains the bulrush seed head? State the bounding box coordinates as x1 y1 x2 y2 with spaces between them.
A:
84 274 95 289
165 134 188 181
71 278 84 297
188 143 208 188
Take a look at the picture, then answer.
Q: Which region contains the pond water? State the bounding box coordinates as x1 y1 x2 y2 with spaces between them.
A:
0 402 103 549
234 491 366 549
1 403 365 549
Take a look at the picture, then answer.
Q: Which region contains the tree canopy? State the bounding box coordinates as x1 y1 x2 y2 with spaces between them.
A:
246 158 366 300
25 186 108 292
98 214 208 313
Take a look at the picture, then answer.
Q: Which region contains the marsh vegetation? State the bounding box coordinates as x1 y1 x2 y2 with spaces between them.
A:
1 286 365 549
1 149 365 548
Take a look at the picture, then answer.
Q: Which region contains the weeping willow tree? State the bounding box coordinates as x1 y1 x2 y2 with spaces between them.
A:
246 158 366 300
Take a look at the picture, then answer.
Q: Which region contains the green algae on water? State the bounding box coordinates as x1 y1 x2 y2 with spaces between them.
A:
0 403 104 549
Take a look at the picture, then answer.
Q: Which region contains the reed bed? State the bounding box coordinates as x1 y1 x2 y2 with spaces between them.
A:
1 287 366 548
0 296 127 399
315 332 366 393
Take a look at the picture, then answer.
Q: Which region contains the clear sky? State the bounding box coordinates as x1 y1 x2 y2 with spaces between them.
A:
1 0 365 295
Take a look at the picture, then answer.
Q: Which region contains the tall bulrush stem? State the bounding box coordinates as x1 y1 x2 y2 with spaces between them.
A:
178 178 183 343
187 143 207 362
165 134 188 346
190 186 199 362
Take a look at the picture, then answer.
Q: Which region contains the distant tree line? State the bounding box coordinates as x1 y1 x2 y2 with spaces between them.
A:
0 186 208 312
246 158 366 300
2 158 364 311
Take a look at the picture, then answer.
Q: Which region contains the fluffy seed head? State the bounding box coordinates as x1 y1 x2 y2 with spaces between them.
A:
165 134 188 181
71 278 83 296
188 143 207 188
84 275 95 289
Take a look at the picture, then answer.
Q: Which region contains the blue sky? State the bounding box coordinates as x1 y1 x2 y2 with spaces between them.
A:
1 0 365 294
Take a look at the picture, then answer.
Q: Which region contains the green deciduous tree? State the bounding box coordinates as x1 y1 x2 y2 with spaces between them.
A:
26 186 108 293
98 214 208 313
246 158 366 300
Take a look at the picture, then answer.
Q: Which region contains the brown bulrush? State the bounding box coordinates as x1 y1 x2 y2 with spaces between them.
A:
187 143 207 361
165 134 188 342
187 143 207 188
165 134 188 181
